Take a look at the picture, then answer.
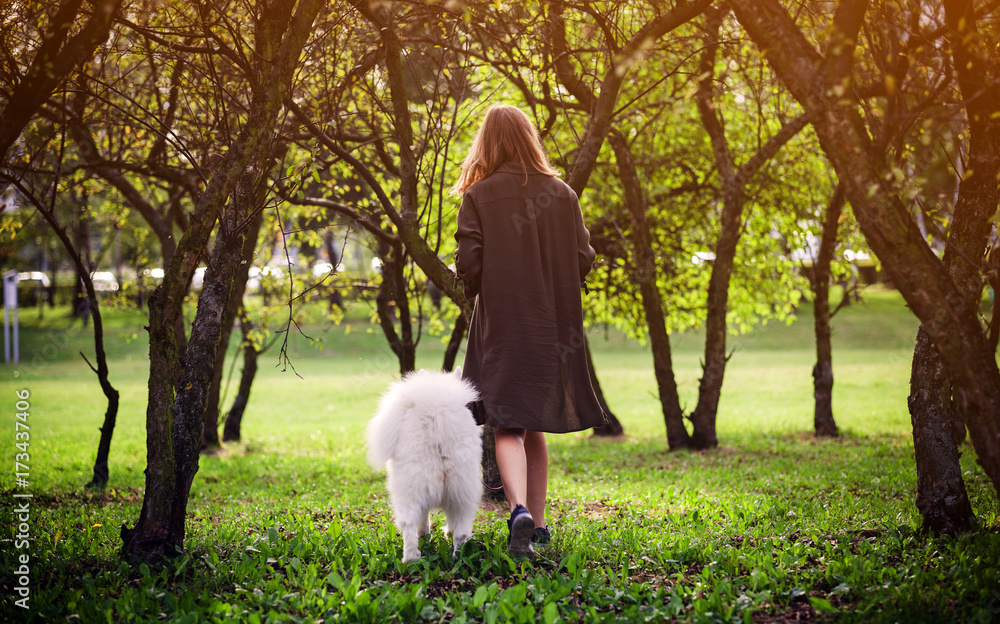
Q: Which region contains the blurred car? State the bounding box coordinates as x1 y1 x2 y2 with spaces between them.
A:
142 268 165 280
246 265 286 293
91 271 119 292
691 251 716 265
16 271 51 288
312 262 334 277
311 261 345 277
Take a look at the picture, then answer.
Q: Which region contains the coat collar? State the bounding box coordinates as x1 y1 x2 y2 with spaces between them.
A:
495 161 545 176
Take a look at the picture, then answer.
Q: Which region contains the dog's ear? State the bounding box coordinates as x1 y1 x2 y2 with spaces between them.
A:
452 365 463 378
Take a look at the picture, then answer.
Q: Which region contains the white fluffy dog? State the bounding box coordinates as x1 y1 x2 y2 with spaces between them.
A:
366 368 483 563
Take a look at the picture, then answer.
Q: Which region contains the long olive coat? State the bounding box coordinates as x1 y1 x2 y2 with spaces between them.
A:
455 162 608 433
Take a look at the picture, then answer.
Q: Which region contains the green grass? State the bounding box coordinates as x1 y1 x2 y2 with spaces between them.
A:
1 287 998 623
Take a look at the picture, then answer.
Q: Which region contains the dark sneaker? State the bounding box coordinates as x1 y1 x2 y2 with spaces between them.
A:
532 526 551 545
507 505 535 557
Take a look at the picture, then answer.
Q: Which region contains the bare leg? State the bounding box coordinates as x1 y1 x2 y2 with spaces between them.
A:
524 430 548 528
494 427 528 510
496 427 546 556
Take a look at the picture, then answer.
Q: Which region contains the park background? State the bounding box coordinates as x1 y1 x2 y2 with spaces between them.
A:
2 0 1000 622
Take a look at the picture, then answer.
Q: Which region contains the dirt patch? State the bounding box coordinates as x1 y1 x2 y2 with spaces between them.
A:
0 486 142 507
544 499 628 521
752 600 822 622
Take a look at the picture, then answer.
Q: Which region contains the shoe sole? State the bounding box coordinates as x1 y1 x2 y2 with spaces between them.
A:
508 514 535 558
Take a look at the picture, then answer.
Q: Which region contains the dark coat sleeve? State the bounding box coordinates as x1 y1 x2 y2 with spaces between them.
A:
574 194 597 280
455 192 483 298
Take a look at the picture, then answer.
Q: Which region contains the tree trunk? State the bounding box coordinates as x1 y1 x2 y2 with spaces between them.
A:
608 129 685 446
442 312 467 372
729 0 1000 500
690 17 734 448
45 247 58 308
481 423 505 501
812 185 845 438
375 244 416 374
988 248 1000 355
121 182 234 559
586 338 625 437
687 187 738 449
121 0 326 561
86 351 120 490
203 197 265 449
86 393 120 487
908 327 973 534
203 328 232 449
391 252 415 374
3 175 122 490
75 270 121 489
222 316 259 443
72 198 92 323
903 0 999 532
121 283 182 558
120 156 218 558
688 10 810 449
167 203 251 544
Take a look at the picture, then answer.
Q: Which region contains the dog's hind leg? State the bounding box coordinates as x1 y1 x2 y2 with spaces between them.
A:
445 505 476 558
399 518 422 563
418 511 431 538
396 502 427 563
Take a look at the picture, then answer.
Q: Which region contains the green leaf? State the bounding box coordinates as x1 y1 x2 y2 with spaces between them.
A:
543 602 558 624
831 583 851 595
808 597 839 614
473 585 489 608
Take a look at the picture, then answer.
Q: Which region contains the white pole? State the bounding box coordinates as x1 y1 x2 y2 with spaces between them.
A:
3 289 8 365
12 303 18 364
3 270 17 365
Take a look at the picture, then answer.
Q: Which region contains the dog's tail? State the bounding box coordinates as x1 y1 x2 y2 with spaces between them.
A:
366 390 406 470
366 370 479 470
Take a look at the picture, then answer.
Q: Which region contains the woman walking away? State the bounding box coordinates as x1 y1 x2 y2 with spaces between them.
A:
453 104 608 557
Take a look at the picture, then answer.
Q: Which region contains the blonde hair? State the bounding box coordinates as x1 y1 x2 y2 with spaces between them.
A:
451 104 560 195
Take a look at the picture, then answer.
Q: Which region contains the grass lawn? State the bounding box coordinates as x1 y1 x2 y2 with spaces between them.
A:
1 286 998 623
